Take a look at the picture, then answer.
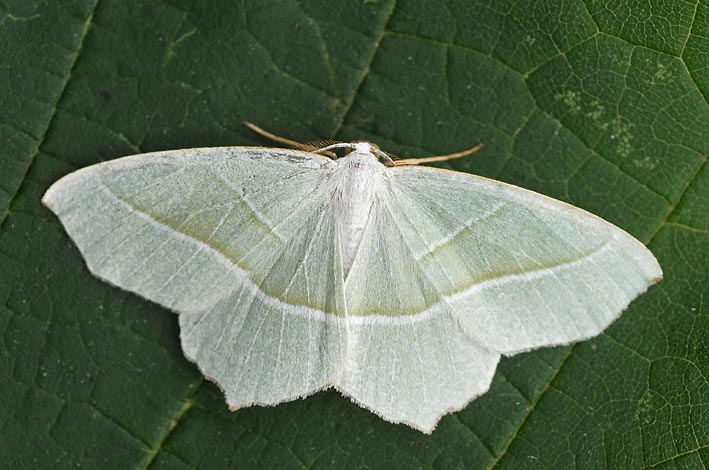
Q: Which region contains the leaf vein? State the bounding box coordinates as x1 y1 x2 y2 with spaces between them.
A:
0 0 100 230
487 346 575 469
330 0 397 138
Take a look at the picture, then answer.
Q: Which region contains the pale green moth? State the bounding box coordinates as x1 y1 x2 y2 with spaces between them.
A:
42 127 662 433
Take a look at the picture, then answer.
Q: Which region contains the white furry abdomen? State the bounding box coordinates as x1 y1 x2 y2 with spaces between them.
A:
330 151 385 277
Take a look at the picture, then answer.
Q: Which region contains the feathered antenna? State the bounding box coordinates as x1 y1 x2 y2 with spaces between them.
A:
244 121 483 164
243 122 339 159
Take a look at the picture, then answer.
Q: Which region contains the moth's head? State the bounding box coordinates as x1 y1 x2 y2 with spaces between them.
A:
351 140 379 155
350 141 394 166
313 141 394 166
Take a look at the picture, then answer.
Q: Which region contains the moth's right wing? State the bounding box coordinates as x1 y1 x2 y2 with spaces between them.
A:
43 147 348 406
383 165 662 356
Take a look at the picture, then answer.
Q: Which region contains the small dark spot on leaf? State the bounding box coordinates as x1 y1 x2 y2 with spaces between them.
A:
98 90 112 103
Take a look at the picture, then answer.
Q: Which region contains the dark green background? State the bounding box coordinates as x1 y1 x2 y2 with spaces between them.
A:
1 1 707 468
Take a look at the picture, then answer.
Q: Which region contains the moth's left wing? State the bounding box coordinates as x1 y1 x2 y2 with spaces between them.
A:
43 147 349 407
382 165 662 356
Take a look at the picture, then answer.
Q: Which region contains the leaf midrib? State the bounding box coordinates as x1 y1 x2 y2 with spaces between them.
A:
0 0 101 230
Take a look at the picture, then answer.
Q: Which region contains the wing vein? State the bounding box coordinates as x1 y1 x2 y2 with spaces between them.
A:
415 202 504 261
213 171 286 242
155 204 236 298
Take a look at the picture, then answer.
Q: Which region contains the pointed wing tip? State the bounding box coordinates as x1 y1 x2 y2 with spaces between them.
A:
410 421 437 435
334 386 441 433
41 185 59 211
185 343 336 414
41 167 94 212
643 254 663 286
41 195 53 210
333 377 496 435
497 273 664 358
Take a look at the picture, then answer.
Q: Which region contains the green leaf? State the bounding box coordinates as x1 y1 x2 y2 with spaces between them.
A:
1 0 707 468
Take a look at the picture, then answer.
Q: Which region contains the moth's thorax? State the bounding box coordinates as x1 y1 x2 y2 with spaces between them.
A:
332 146 386 276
